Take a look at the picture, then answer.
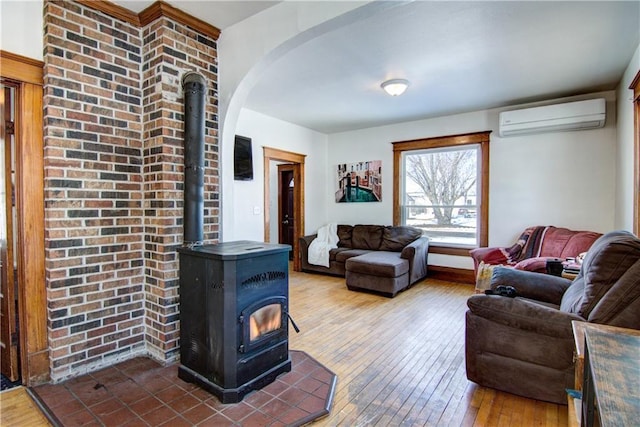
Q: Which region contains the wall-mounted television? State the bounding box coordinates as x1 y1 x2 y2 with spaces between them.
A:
234 135 253 181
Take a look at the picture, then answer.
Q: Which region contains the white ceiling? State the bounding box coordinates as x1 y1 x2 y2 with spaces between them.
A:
114 1 640 134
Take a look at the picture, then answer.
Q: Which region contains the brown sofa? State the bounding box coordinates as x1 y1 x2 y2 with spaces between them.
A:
465 230 640 403
299 224 429 297
469 225 601 275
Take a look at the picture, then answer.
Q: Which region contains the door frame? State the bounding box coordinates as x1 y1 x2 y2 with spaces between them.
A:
630 70 640 236
263 147 305 271
277 164 295 250
0 50 48 385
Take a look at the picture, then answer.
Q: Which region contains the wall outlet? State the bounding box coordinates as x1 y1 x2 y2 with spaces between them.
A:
253 206 261 215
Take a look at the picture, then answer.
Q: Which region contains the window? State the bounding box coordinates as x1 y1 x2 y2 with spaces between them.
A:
393 132 490 256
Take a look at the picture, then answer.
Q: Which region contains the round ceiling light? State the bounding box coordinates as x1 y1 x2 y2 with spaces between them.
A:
381 79 409 96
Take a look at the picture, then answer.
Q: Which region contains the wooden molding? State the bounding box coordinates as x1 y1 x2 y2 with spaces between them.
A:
429 246 472 257
392 131 492 152
0 51 43 86
78 0 220 40
263 147 306 271
630 69 640 236
427 265 475 285
139 1 221 40
75 0 140 26
1 56 48 385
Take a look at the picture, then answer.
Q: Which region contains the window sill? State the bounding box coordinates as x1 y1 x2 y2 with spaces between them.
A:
428 246 473 257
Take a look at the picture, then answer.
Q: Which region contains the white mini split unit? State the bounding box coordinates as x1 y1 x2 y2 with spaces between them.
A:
498 98 606 137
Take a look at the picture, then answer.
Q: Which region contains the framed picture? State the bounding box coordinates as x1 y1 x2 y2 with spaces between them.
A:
335 160 382 203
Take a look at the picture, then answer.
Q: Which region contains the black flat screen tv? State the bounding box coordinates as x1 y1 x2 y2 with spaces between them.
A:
234 135 253 181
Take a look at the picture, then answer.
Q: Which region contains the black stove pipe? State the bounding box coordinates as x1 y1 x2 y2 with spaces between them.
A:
182 71 207 246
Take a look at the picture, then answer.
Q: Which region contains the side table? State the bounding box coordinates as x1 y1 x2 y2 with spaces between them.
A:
570 321 640 426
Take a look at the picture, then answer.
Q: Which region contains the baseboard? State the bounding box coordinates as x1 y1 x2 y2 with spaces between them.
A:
428 265 475 285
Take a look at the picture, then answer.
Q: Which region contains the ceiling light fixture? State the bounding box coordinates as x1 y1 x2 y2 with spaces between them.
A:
381 78 409 96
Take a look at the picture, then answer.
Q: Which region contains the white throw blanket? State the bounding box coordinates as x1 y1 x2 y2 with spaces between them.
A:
307 223 339 267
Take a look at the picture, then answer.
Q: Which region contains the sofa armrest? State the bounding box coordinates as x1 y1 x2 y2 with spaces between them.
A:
298 234 317 269
490 267 572 305
467 294 585 338
401 236 429 285
469 246 510 273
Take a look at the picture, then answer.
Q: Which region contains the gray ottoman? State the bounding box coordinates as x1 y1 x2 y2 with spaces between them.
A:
345 252 410 297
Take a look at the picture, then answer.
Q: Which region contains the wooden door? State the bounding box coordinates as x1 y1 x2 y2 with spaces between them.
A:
0 84 19 381
278 165 295 259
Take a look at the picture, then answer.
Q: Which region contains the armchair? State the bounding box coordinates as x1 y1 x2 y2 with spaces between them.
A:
465 230 640 403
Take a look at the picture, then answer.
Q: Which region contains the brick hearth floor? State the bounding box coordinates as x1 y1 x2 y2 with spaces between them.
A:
31 351 336 427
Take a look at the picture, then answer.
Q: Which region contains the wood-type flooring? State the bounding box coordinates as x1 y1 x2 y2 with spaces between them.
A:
0 268 568 426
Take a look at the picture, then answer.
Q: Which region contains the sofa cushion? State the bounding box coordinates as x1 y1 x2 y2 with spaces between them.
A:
337 225 354 248
345 252 409 278
514 257 551 273
351 225 384 250
335 249 372 263
379 226 422 252
538 227 601 258
329 247 352 261
560 230 640 318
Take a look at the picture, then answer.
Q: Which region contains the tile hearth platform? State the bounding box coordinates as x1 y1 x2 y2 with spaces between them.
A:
32 351 336 427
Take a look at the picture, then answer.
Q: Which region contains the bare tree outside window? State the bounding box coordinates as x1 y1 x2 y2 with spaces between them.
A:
406 149 477 225
403 146 479 246
393 131 490 251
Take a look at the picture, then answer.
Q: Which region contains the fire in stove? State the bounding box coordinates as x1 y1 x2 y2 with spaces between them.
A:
250 304 282 341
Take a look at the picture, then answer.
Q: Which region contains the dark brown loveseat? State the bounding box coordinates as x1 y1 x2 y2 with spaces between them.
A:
465 230 640 404
299 224 429 297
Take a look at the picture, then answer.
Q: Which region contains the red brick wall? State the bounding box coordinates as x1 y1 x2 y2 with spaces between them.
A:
43 0 219 380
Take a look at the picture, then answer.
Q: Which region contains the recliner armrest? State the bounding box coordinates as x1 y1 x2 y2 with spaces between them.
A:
467 295 585 338
490 267 572 305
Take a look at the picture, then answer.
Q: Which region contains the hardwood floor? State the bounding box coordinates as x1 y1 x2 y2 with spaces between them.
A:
0 387 51 426
288 270 568 426
0 269 568 426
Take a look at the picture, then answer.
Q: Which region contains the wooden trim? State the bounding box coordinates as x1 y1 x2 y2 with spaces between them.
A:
263 147 306 271
0 85 19 381
630 70 640 236
75 0 140 26
1 57 48 385
429 246 472 257
139 1 221 40
479 139 490 246
427 265 475 285
0 51 43 86
392 131 491 152
392 149 402 226
78 0 221 40
392 131 491 250
17 82 48 385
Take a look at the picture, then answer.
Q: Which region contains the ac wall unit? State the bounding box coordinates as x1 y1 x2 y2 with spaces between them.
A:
498 98 606 137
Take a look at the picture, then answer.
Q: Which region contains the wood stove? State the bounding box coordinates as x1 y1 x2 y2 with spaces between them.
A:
177 241 292 403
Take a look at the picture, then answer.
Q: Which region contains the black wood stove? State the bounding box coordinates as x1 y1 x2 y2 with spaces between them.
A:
177 241 292 403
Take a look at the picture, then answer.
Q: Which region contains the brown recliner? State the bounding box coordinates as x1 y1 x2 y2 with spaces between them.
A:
465 230 640 404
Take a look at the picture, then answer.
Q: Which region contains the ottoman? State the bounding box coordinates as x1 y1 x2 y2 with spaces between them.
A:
345 252 410 297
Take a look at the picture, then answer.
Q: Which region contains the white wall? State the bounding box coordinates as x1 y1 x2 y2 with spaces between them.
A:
232 108 328 241
615 43 640 231
328 91 618 268
0 0 44 60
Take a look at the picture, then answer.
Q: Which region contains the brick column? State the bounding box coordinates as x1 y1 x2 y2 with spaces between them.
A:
43 0 219 380
141 17 219 362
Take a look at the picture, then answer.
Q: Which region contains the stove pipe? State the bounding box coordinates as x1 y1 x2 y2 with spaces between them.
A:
182 71 207 246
